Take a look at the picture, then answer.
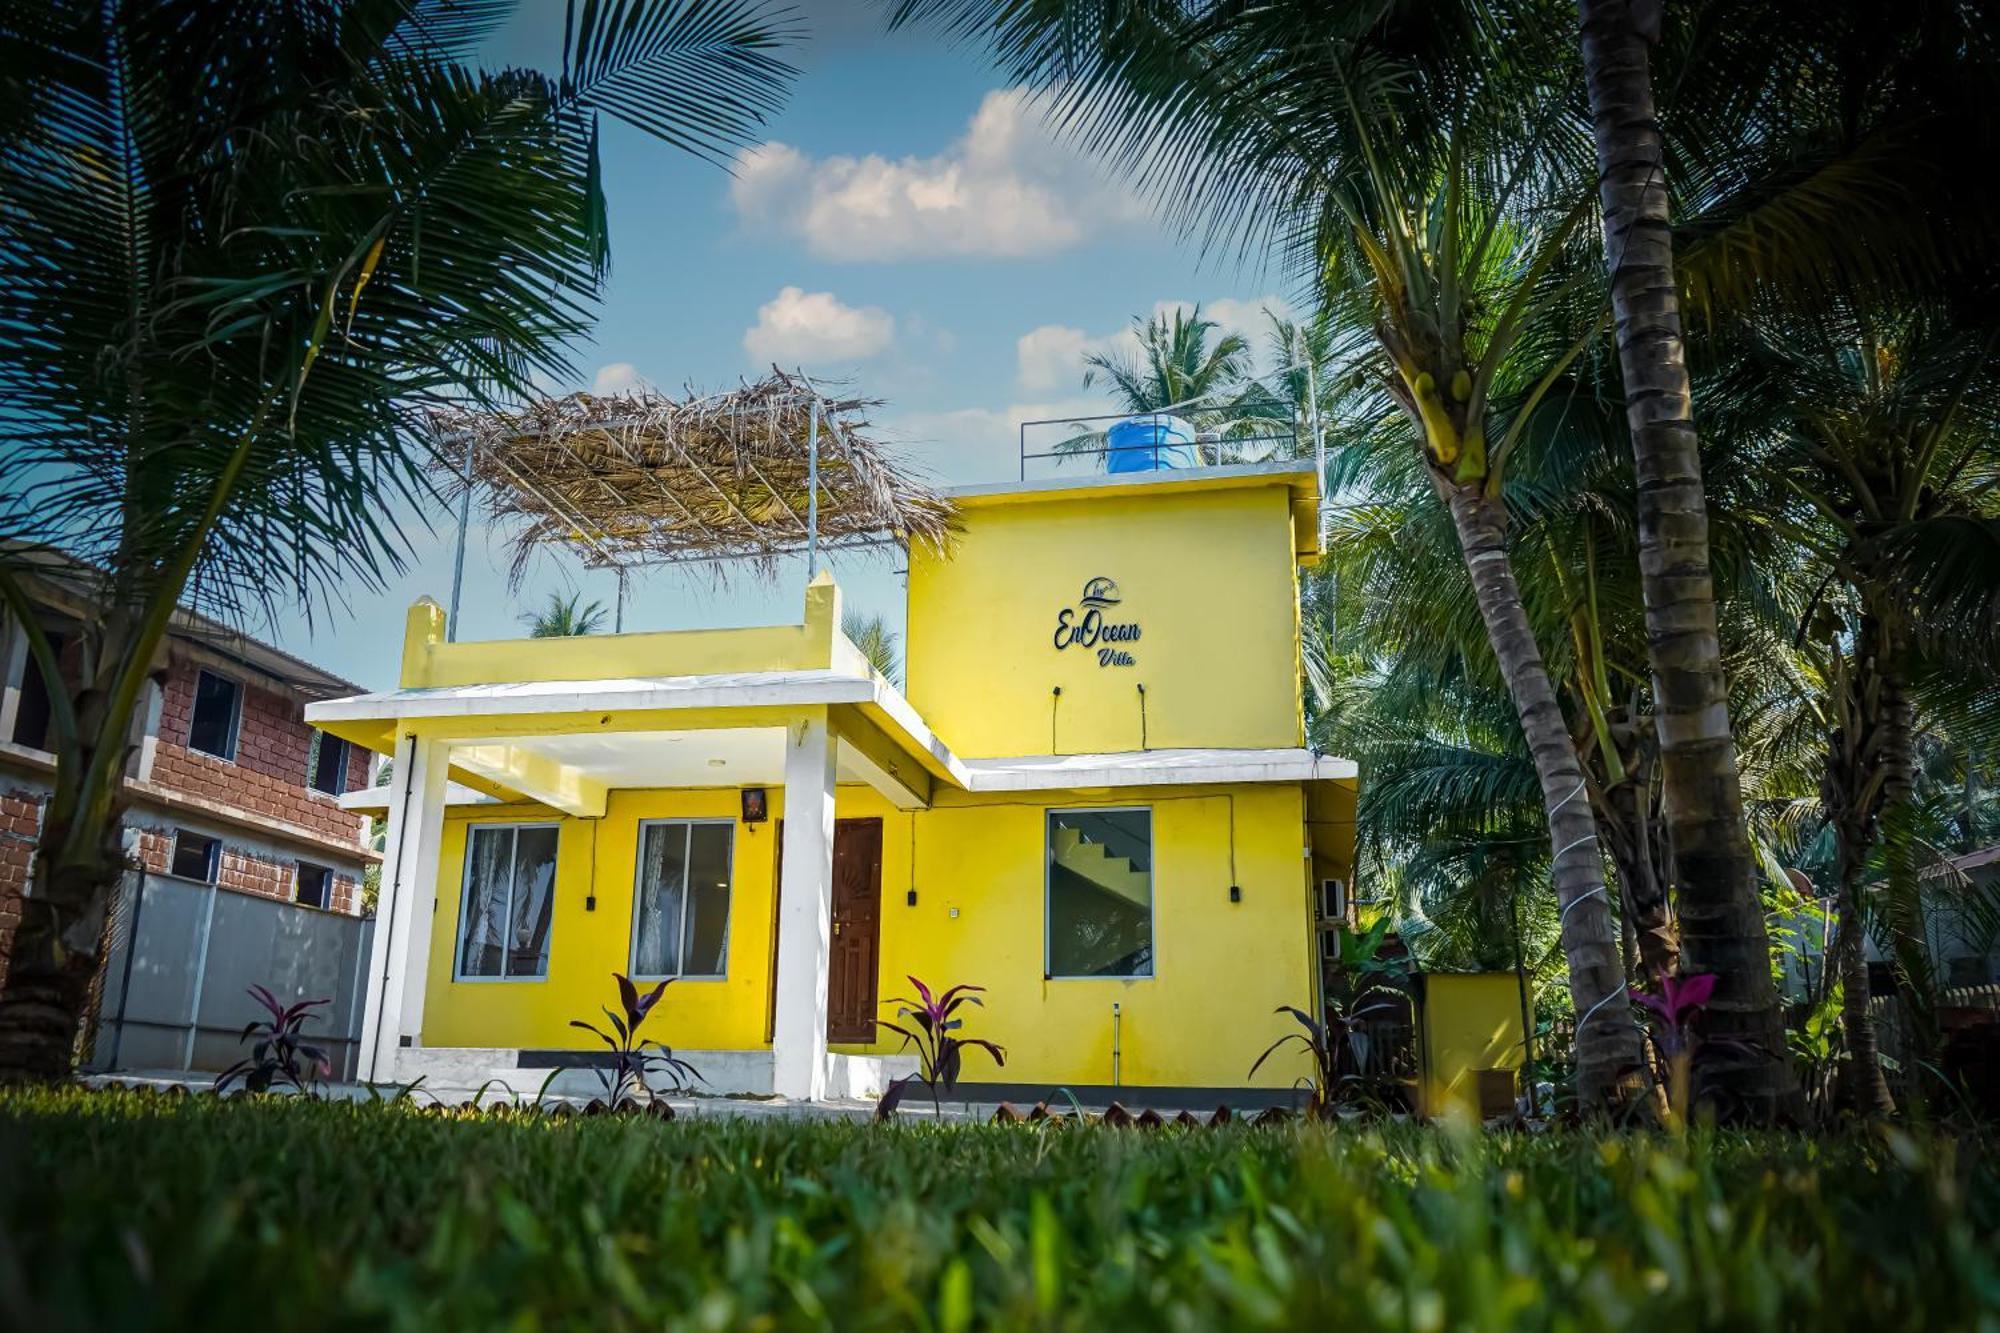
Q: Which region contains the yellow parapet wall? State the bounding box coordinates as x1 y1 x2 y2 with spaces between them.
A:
1420 971 1528 1120
399 573 845 689
906 475 1308 759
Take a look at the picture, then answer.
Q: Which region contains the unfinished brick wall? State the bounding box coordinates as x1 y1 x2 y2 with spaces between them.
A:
0 788 42 988
152 659 368 849
216 845 294 902
131 826 171 875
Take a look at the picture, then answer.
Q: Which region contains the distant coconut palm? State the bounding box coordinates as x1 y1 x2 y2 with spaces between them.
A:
524 592 609 638
1058 305 1288 466
843 609 902 686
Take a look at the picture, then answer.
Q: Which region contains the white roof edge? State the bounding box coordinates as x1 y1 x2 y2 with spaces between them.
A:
960 748 1356 792
338 780 500 812
861 677 974 788
304 668 878 724
944 458 1316 504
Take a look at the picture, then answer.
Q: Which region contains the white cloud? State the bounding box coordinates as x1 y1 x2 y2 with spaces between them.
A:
883 395 1112 485
592 362 646 394
730 88 1154 261
1015 324 1099 395
1203 295 1295 346
742 286 896 365
1013 294 1295 395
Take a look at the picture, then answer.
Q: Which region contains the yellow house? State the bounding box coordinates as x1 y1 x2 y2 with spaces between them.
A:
311 460 1358 1103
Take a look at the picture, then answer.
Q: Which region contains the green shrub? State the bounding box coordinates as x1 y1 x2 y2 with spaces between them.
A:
0 1087 1993 1330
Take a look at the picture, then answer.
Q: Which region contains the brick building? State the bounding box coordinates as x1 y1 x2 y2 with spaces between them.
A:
0 558 378 985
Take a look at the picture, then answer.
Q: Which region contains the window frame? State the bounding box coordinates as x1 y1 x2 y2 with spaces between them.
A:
295 860 333 910
451 821 562 984
308 731 350 796
169 828 221 884
10 628 65 752
186 667 243 762
1044 804 1156 981
627 817 736 982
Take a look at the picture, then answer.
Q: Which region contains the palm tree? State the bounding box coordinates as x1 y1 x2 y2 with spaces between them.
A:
524 592 610 638
842 609 902 686
1717 299 2000 1110
1057 305 1272 464
0 0 797 1080
1087 306 1251 413
1569 0 1806 1123
1570 0 2000 1119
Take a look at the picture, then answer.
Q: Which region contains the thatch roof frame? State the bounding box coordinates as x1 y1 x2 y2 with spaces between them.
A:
432 370 954 583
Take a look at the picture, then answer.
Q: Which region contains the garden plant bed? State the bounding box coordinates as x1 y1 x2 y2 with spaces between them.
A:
1 1087 1995 1329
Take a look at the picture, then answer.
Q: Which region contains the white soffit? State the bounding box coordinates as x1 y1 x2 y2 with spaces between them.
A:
960 748 1356 792
337 780 496 813
302 668 878 723
463 727 883 791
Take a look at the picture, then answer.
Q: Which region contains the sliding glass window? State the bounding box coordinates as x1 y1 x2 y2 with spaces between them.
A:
631 820 734 980
454 824 559 981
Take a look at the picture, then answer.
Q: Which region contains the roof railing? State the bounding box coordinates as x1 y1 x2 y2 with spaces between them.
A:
1017 409 1304 482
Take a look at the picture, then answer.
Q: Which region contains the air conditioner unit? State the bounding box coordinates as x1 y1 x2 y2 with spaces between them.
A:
1319 878 1347 923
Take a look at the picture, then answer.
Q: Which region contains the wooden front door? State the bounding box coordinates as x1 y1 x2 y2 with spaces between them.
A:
828 818 884 1043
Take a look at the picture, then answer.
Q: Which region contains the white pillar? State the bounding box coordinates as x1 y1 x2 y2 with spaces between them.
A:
357 733 448 1084
772 710 837 1100
127 677 164 782
0 608 28 743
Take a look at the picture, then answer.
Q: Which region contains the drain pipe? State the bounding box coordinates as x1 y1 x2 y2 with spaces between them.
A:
1111 1002 1122 1087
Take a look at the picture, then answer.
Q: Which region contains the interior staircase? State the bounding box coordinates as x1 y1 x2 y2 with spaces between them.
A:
1051 825 1150 906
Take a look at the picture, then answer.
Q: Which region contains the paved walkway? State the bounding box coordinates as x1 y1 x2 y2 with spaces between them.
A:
81 1069 984 1121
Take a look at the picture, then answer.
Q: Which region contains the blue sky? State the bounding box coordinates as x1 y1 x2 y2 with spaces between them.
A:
267 2 1297 689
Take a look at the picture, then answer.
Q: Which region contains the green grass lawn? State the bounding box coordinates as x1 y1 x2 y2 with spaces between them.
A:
1 1088 1994 1330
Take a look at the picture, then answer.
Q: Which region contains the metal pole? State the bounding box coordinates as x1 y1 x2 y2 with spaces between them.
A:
106 869 146 1072
615 567 627 634
1111 1001 1122 1086
1301 328 1327 544
344 910 373 1083
805 396 822 576
184 873 221 1070
447 433 473 642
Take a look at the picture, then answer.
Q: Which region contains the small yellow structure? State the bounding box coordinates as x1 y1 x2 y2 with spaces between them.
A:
1418 971 1528 1120
313 461 1361 1102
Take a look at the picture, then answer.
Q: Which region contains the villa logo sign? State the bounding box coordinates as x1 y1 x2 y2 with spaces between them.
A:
1053 576 1141 667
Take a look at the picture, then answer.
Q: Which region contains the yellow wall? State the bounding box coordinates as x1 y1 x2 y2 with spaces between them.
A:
420 780 1320 1090
422 788 783 1052
905 483 1305 758
1420 972 1527 1119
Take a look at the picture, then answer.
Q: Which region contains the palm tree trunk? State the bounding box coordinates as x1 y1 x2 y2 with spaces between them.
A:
1446 489 1643 1110
1871 612 1939 1072
1576 0 1795 1121
0 602 150 1081
1829 826 1896 1116
1602 764 1676 978
1821 612 1899 1116
0 749 129 1081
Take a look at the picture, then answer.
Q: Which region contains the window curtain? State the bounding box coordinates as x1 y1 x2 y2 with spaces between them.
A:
633 823 687 977
459 826 511 977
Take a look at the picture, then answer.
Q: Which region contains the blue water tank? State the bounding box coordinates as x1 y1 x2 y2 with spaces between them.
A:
1105 415 1198 472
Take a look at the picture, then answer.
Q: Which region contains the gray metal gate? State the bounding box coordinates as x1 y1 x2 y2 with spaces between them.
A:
89 870 374 1079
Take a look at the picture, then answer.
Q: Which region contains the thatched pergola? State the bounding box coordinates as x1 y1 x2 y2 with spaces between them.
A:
432 371 955 589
